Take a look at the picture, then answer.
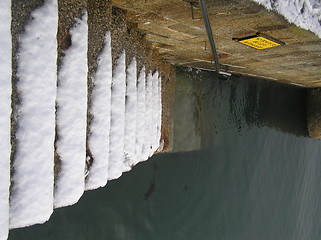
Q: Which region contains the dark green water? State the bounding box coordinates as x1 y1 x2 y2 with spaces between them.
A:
9 68 321 240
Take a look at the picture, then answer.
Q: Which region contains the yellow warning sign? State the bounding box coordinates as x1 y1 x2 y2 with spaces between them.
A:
239 36 281 50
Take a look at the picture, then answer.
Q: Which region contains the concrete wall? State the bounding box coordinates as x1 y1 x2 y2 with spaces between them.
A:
307 88 321 139
112 0 321 87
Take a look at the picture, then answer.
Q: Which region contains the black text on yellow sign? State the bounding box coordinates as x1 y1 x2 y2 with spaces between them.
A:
239 36 281 50
234 33 285 50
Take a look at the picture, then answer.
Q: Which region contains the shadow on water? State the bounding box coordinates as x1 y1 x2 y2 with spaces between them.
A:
176 67 308 138
228 74 308 137
144 163 158 200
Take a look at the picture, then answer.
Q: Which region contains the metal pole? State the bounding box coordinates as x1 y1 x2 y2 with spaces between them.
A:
199 0 220 73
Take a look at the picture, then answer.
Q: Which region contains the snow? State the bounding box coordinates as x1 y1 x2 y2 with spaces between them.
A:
124 58 138 171
157 75 163 151
9 0 58 229
86 32 112 190
142 71 153 160
2 0 163 227
144 71 163 157
108 52 126 180
151 71 161 152
135 67 147 164
252 0 321 38
54 12 88 208
0 0 11 238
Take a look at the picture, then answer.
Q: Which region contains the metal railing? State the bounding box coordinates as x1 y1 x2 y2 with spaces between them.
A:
199 0 231 78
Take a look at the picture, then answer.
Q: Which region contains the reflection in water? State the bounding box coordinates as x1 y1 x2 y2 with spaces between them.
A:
144 163 158 200
9 68 321 240
227 74 308 136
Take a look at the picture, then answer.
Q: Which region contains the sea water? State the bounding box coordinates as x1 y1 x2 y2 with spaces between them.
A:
9 68 321 240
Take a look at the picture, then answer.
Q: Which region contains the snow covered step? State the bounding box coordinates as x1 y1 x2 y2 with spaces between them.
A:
108 52 126 180
54 12 88 208
135 67 147 164
147 71 162 156
87 43 163 185
3 0 163 233
86 31 112 190
106 56 162 180
151 71 161 153
9 0 58 229
157 74 163 150
142 71 154 160
124 58 138 171
0 0 11 239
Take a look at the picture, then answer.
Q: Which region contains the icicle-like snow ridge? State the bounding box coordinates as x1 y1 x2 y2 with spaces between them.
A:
1 1 162 236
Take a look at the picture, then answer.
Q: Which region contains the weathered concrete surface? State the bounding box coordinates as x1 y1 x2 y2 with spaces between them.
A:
112 0 321 87
307 88 321 138
169 68 202 152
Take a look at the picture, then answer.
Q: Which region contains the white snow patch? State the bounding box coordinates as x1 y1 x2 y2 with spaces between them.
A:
55 12 88 208
9 0 58 229
0 0 11 238
86 31 112 190
157 75 163 151
135 67 146 164
124 58 138 171
140 71 163 160
142 71 153 160
252 0 321 38
108 52 126 180
151 71 160 152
